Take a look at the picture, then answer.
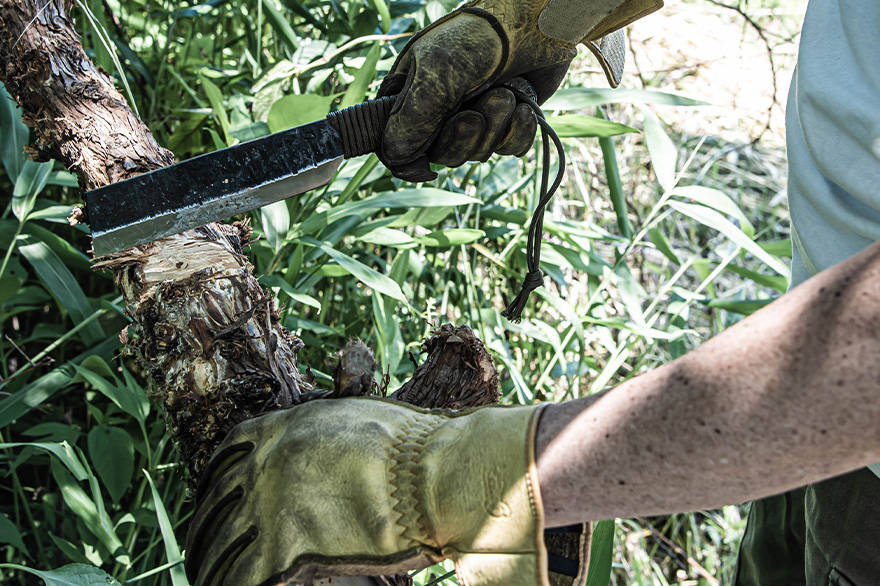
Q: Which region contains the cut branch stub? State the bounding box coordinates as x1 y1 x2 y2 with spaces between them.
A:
394 324 500 409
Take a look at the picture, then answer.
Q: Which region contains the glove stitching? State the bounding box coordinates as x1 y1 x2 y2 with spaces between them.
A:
389 416 435 548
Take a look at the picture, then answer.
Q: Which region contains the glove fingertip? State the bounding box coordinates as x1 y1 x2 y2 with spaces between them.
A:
387 155 438 182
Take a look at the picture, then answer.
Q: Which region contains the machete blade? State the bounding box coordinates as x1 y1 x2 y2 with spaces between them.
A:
86 117 344 257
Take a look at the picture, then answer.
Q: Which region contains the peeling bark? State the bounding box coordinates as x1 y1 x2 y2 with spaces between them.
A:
0 0 173 191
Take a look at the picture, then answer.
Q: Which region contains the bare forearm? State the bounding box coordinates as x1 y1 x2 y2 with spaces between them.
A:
536 240 880 527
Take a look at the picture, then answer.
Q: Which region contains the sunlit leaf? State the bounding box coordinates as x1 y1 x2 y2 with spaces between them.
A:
0 441 88 481
261 200 290 251
544 87 707 110
73 360 150 425
144 472 188 586
414 229 484 247
671 185 755 238
549 114 638 138
267 94 334 132
0 82 29 181
640 106 678 192
668 201 791 276
340 42 381 108
357 227 416 248
260 274 322 310
200 74 234 146
12 160 52 221
303 238 406 302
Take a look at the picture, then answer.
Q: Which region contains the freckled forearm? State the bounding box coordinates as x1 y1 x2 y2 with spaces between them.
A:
536 240 880 527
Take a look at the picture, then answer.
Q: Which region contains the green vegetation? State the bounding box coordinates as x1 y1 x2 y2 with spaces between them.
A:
0 0 797 584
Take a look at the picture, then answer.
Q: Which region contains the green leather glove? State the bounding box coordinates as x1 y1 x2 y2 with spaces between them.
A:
185 398 559 586
378 0 663 181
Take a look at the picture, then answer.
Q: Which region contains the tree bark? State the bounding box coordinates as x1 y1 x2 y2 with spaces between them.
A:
0 1 501 581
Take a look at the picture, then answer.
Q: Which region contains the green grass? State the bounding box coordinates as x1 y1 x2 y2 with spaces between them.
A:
0 0 802 584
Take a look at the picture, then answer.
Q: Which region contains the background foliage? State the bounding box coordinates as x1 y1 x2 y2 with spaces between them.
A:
0 0 803 584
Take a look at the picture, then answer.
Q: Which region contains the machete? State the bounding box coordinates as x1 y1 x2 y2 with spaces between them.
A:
85 96 396 257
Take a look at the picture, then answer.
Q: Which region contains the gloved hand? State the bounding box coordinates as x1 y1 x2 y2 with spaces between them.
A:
184 397 577 586
378 0 663 181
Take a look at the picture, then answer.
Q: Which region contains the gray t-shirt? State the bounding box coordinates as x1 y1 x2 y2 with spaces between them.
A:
786 0 880 473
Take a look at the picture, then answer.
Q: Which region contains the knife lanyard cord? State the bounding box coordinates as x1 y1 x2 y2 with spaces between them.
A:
501 89 566 323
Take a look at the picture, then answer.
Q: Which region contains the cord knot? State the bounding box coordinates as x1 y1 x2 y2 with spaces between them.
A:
501 270 544 323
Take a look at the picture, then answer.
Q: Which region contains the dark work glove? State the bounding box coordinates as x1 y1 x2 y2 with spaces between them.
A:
377 0 664 181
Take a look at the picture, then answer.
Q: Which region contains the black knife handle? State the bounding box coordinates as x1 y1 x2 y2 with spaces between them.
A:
327 95 397 159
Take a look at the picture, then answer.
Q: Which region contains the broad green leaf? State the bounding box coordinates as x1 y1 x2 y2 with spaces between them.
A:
599 131 632 238
28 204 78 221
0 82 28 181
585 520 615 586
0 442 88 481
285 316 342 336
87 426 134 503
0 336 118 428
303 238 406 302
73 360 149 424
544 87 707 110
200 75 234 146
340 43 381 108
640 106 677 192
47 536 95 566
22 422 82 444
229 121 269 142
45 170 78 187
648 227 680 265
12 160 53 221
667 201 791 276
414 229 485 247
728 264 789 293
760 238 793 259
144 472 188 586
0 514 29 555
357 227 416 248
48 459 127 564
312 264 349 277
18 240 105 346
267 94 334 132
261 200 290 251
24 223 92 273
296 189 478 236
0 255 26 304
261 0 300 50
0 563 120 586
548 114 638 138
671 185 755 238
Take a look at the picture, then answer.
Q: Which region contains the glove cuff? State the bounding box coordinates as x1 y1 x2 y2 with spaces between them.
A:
421 405 551 586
